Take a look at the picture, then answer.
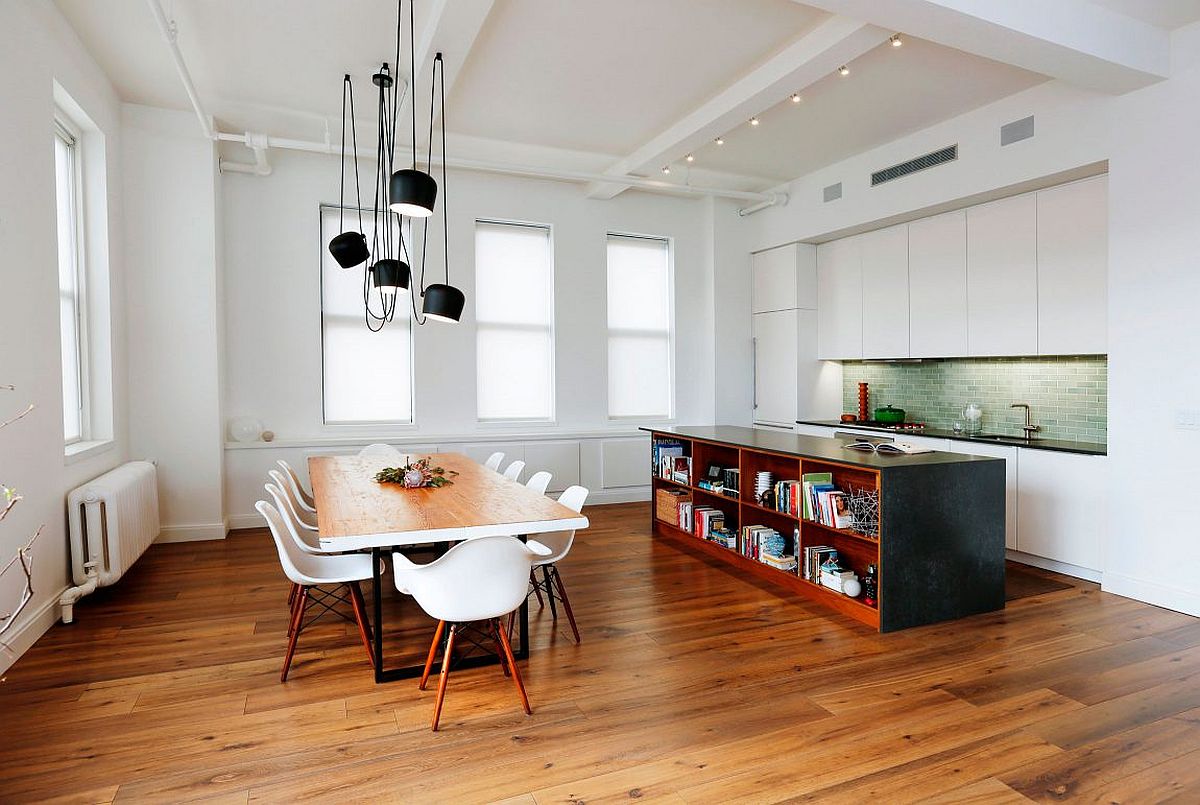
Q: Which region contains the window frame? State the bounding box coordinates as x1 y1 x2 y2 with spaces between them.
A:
473 218 557 425
317 203 417 428
605 231 676 422
54 113 91 446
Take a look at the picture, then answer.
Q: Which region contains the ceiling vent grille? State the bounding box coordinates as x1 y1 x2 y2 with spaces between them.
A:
871 145 957 187
823 182 842 202
1000 115 1034 146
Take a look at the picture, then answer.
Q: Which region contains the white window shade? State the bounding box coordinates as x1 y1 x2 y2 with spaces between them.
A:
475 221 555 421
54 125 85 444
607 234 673 419
320 206 413 424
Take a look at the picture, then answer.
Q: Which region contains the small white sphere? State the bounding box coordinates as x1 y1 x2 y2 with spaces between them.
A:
842 578 862 598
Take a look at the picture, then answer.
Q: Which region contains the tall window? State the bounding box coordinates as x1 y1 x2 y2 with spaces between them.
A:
54 119 87 444
475 221 555 421
319 206 414 424
606 234 674 419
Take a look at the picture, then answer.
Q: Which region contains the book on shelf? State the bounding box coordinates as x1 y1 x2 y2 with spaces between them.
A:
652 439 686 477
800 472 832 520
709 525 736 549
802 546 838 581
739 524 787 563
693 506 725 540
844 439 933 455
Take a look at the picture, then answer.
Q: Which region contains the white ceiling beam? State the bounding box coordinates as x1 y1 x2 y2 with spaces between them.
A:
793 0 1170 93
400 0 494 150
585 15 890 200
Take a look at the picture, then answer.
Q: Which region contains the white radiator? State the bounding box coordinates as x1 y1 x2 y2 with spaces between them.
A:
61 461 160 622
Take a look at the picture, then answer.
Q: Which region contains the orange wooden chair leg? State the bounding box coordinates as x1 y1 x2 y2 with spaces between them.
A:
530 569 544 609
281 587 308 682
489 619 511 677
551 566 581 644
347 581 375 669
287 585 302 637
497 617 531 715
430 624 457 731
419 620 446 691
287 581 298 606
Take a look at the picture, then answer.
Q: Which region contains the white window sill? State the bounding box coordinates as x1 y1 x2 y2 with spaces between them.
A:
65 439 115 465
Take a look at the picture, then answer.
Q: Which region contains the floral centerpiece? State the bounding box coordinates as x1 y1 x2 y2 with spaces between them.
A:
374 456 457 489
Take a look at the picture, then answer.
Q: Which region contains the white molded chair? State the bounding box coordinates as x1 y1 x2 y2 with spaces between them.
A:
502 460 526 482
264 482 322 553
268 470 318 532
276 460 316 513
526 485 589 644
256 500 375 682
484 452 505 471
359 443 403 460
391 536 551 731
525 471 552 496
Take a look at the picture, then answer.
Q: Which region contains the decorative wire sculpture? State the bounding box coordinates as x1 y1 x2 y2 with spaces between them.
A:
0 384 42 656
848 486 880 539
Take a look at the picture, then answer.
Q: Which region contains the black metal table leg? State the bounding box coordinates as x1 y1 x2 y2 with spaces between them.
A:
372 546 383 683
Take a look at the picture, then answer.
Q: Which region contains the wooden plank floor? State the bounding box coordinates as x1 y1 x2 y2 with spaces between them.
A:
3 502 1200 803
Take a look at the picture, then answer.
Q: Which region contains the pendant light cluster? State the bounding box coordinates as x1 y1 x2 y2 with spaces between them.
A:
326 0 463 330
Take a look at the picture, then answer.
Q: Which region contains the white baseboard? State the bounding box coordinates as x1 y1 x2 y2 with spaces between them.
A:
225 487 650 533
156 522 228 543
1006 550 1102 583
0 584 69 675
1102 572 1200 618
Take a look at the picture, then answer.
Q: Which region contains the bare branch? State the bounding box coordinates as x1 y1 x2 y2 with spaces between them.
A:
0 526 43 652
0 490 21 523
0 404 34 432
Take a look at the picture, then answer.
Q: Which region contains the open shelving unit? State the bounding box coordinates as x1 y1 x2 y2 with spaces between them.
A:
646 426 1007 633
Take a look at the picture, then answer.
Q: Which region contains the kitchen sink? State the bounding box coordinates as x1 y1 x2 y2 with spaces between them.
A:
969 433 1041 442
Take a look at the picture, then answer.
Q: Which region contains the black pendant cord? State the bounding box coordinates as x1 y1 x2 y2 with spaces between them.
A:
409 0 417 170
437 52 449 288
347 75 364 235
337 74 348 233
364 70 395 332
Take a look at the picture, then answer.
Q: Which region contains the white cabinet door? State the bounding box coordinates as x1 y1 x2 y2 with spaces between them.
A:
1016 449 1106 571
908 210 968 358
816 236 862 359
967 194 1038 356
797 309 842 420
752 244 798 313
860 224 910 358
1036 175 1108 355
753 309 799 427
796 244 818 310
948 440 1019 550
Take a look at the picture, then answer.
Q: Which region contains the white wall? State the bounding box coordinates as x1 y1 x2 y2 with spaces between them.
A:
1103 23 1200 615
0 0 129 671
740 33 1200 617
219 148 731 524
123 105 226 542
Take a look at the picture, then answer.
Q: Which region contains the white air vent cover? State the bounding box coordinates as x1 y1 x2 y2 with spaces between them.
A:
871 145 957 186
823 182 842 202
1000 115 1034 146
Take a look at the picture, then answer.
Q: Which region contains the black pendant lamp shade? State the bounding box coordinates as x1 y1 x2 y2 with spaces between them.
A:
422 282 465 322
388 168 437 217
371 258 410 294
329 230 369 268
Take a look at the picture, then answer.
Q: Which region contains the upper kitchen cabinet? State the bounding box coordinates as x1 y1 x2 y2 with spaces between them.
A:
1036 175 1108 355
908 210 968 358
752 243 799 313
859 224 910 359
966 194 1038 356
816 235 863 359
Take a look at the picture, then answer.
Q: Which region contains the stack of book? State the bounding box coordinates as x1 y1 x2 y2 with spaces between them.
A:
676 500 693 530
801 472 853 529
739 525 793 570
709 525 736 549
801 545 838 582
652 439 686 475
693 506 725 540
753 471 773 504
773 480 802 516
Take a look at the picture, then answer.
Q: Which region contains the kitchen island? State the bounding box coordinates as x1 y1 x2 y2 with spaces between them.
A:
643 425 1006 632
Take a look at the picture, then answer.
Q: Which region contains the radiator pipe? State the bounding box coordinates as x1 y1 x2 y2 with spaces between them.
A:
60 563 99 625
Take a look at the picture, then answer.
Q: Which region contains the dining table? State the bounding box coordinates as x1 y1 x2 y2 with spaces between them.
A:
308 452 590 683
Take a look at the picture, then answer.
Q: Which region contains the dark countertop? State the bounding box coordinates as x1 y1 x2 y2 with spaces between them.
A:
796 420 1107 456
641 425 1002 470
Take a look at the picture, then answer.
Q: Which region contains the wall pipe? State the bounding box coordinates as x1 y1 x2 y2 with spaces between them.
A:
147 0 785 211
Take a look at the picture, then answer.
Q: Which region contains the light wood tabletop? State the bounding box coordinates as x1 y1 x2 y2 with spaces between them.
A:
309 452 589 551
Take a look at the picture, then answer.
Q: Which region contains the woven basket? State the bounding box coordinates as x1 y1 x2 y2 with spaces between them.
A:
656 487 690 523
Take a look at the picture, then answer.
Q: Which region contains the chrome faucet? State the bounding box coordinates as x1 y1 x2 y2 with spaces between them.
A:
1010 403 1041 439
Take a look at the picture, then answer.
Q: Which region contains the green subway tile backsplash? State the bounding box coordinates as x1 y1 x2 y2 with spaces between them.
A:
841 356 1107 444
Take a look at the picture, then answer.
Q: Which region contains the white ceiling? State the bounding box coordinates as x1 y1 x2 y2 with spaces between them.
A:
687 36 1046 182
1087 0 1200 29
54 0 1182 190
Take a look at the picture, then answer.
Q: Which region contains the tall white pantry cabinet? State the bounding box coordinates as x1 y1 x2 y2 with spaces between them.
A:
752 243 836 429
